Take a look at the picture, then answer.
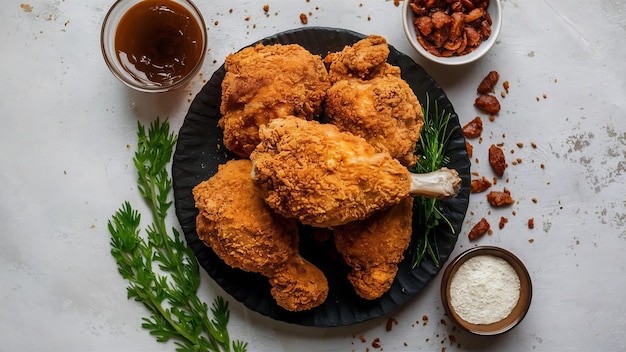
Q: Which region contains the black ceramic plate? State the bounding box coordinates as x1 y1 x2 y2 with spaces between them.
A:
172 27 471 327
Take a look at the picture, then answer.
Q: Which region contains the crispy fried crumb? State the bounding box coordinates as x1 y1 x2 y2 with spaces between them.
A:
499 216 508 229
386 318 398 331
299 13 308 24
371 338 381 349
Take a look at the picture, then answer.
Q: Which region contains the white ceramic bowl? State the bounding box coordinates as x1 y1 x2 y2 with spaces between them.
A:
402 0 502 65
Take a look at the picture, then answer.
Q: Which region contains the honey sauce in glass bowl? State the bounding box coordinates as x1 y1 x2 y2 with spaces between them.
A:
102 0 207 92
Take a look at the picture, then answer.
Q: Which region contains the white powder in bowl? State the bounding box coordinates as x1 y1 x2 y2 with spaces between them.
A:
449 254 521 325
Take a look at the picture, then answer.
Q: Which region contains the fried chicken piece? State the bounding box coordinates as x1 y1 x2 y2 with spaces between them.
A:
250 117 461 228
193 159 328 311
250 116 411 228
325 73 424 167
333 197 413 300
219 43 330 157
325 35 390 83
325 36 424 167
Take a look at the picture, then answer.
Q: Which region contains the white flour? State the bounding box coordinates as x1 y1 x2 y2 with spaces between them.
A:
449 255 521 325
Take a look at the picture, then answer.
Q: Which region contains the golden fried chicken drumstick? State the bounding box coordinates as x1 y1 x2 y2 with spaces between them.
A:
333 197 414 300
250 116 461 228
219 43 330 158
193 159 328 311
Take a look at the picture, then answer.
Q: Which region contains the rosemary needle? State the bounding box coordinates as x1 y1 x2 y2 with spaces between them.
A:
108 118 247 352
411 97 455 268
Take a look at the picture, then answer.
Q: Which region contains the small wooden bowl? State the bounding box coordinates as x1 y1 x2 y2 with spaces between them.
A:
440 246 532 335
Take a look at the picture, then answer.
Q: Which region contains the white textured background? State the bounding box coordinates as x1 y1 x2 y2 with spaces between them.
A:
1 0 625 351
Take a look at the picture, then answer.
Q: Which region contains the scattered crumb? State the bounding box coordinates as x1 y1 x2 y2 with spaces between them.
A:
359 335 366 343
20 3 33 12
528 218 535 229
531 141 537 148
244 16 250 21
371 338 381 349
531 197 538 203
299 13 308 24
263 4 269 12
386 318 398 331
517 142 524 148
499 216 508 229
528 238 535 243
394 0 401 5
543 93 547 99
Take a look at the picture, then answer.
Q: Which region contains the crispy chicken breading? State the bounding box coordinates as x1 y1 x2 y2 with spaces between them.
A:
333 197 414 300
250 116 411 228
219 43 330 158
324 35 424 167
325 34 390 83
193 159 328 311
325 74 424 167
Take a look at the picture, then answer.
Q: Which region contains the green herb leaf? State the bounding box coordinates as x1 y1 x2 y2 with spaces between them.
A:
108 117 248 352
411 96 456 268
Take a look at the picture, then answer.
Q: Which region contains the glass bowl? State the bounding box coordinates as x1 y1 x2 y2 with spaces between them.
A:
101 0 207 92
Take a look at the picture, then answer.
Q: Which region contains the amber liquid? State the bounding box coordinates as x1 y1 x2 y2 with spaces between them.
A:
115 0 204 86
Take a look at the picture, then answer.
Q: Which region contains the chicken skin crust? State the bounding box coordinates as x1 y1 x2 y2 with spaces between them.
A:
325 35 424 167
325 34 390 83
325 73 424 167
333 197 413 300
193 159 328 311
219 43 330 158
250 116 411 228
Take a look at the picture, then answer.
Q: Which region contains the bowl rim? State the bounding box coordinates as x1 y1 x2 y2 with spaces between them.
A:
440 245 532 335
100 0 207 93
402 0 502 65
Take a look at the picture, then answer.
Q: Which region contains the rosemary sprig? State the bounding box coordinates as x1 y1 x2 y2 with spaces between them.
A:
411 97 455 268
108 118 247 352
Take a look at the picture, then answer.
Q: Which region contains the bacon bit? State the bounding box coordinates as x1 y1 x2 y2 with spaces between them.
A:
477 70 500 94
475 94 501 114
471 176 492 193
462 116 483 138
488 144 507 177
528 218 535 229
486 188 514 207
468 218 490 241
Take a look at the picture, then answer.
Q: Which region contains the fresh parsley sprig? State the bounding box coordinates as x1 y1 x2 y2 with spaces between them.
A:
108 118 247 352
411 97 455 268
